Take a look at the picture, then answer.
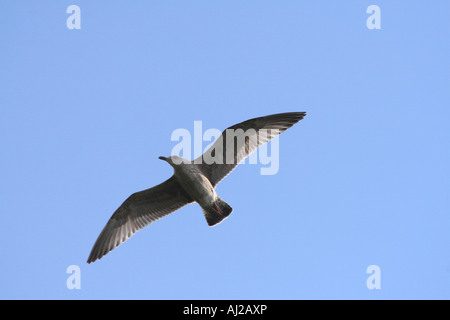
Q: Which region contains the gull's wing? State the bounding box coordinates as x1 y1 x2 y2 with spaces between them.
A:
195 112 306 186
87 176 192 263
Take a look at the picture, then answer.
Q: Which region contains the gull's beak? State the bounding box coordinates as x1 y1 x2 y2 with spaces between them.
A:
159 156 168 161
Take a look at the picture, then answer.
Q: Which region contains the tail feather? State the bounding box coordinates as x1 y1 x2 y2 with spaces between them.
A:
202 197 233 226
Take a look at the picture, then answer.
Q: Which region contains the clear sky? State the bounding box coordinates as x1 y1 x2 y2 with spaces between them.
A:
1 1 449 299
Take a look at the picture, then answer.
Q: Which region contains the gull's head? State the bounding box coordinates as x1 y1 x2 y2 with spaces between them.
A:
158 155 188 166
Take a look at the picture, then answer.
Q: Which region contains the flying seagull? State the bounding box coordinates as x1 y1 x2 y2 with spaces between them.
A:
87 112 306 263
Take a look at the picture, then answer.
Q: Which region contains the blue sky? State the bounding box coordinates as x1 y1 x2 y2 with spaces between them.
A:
1 1 449 299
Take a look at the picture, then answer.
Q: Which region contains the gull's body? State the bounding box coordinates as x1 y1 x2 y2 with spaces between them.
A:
87 112 306 263
165 156 216 208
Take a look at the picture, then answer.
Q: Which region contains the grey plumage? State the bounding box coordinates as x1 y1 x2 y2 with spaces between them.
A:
87 112 306 263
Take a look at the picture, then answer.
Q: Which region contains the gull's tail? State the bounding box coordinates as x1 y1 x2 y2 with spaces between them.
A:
202 197 233 226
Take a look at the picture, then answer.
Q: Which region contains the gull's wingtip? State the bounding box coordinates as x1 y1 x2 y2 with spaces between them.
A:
86 255 96 264
86 251 99 264
291 111 307 118
269 111 306 120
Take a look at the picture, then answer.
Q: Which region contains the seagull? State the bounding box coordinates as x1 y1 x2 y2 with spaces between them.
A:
87 112 306 263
